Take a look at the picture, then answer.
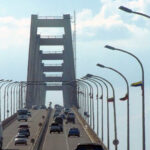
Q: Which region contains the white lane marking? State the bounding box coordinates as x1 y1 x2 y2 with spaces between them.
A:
42 110 54 149
4 135 15 149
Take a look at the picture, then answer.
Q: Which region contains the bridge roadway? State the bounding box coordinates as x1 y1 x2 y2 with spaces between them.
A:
3 109 47 150
42 110 91 150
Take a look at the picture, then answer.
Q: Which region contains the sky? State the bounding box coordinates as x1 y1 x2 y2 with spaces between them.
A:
0 0 150 150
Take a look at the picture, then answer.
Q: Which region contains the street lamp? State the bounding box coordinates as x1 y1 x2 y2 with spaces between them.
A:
97 63 130 150
87 77 109 145
105 44 145 150
85 77 103 139
119 6 150 19
77 79 94 128
82 77 99 134
87 73 118 150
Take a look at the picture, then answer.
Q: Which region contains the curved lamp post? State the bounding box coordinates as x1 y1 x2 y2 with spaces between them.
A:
87 74 118 150
119 6 150 19
89 78 104 140
83 77 100 135
97 63 130 150
77 79 94 128
4 81 13 119
89 75 110 147
0 80 11 121
105 45 145 150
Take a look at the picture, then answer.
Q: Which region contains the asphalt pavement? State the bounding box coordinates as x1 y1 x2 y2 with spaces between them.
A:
3 109 47 150
42 110 91 150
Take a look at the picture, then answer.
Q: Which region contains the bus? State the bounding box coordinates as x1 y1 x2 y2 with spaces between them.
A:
17 109 28 121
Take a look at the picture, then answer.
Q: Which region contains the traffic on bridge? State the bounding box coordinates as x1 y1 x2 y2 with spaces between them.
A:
0 1 150 150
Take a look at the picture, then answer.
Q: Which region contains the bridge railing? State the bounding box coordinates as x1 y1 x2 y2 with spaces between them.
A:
44 64 62 67
42 51 63 54
38 16 63 19
40 35 63 39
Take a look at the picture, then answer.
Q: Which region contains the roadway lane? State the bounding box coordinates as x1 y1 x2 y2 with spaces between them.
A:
42 110 91 150
3 109 47 150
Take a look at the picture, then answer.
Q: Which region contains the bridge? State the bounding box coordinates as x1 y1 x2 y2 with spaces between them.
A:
0 7 149 150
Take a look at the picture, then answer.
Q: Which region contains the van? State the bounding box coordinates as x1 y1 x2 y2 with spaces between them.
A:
17 109 28 121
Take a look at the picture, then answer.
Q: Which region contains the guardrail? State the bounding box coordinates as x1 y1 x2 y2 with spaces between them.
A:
38 16 63 19
2 113 17 129
42 51 63 54
45 74 62 77
44 64 62 67
72 107 108 150
40 35 63 39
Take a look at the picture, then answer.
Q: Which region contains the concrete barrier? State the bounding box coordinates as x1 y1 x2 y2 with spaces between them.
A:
32 108 51 150
2 113 17 129
72 107 108 150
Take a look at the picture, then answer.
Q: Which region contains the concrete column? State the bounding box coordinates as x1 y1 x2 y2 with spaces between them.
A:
26 15 38 108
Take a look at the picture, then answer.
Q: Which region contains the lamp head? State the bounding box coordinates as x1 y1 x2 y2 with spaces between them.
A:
119 6 133 13
86 74 93 78
105 45 116 50
97 64 105 68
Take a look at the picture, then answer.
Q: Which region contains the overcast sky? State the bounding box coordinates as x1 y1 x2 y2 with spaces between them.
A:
0 0 150 150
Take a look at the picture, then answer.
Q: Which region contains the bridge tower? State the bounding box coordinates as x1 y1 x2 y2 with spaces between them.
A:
26 14 77 108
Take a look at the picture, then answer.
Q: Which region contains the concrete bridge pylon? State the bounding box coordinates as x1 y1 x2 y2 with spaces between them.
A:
26 14 77 108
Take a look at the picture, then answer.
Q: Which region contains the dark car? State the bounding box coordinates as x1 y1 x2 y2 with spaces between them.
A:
66 112 75 124
68 128 80 137
39 105 46 109
54 117 63 132
64 108 70 115
18 123 30 129
75 143 104 150
59 114 66 119
15 138 27 145
50 123 61 133
18 128 30 137
27 112 31 117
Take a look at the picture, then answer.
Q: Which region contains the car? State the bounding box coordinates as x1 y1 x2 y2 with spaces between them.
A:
32 105 39 110
64 108 70 115
39 105 46 109
54 117 63 132
75 143 104 150
68 128 80 137
66 112 75 124
18 128 30 137
27 112 31 117
15 134 27 139
50 123 61 133
59 114 66 119
18 123 30 129
15 138 27 145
